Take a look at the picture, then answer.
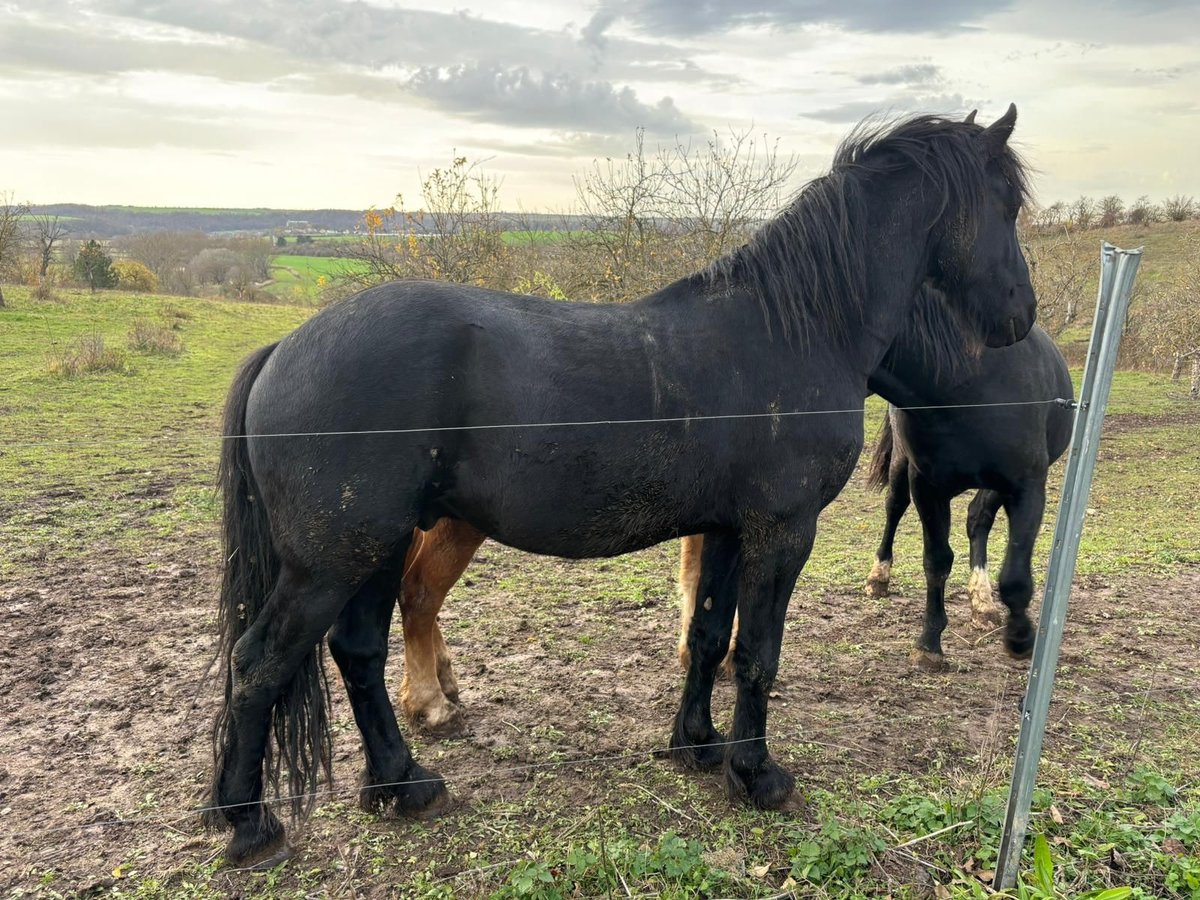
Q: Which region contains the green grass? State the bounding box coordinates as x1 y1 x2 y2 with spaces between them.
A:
266 253 366 300
0 285 312 574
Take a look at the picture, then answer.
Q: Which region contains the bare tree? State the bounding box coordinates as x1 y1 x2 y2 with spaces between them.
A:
1162 195 1196 222
116 230 208 291
1068 196 1095 230
566 127 797 301
658 127 798 262
1127 195 1160 226
1098 194 1124 228
569 128 671 300
0 192 31 307
1133 235 1200 398
31 214 70 281
1023 226 1089 334
339 155 509 292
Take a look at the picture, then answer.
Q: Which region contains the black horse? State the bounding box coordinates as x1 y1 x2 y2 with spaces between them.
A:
206 107 1034 865
864 315 1071 670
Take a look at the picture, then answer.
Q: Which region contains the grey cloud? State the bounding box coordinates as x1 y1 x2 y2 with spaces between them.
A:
802 92 971 123
402 63 698 134
856 64 941 85
94 0 714 84
590 0 1009 37
0 17 296 83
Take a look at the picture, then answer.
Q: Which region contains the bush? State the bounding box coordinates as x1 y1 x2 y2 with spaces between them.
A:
127 318 184 355
73 240 116 291
47 333 128 377
112 259 159 293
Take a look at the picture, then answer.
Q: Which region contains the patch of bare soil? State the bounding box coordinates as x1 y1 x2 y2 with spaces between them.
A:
1 536 1197 896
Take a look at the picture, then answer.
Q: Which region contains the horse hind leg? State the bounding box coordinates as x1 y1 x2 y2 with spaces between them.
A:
677 534 737 677
398 519 483 734
670 532 740 772
676 534 704 669
867 457 911 598
966 489 1006 629
329 558 448 817
209 565 354 867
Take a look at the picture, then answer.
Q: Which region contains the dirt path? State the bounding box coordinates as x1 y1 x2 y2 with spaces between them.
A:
2 538 1197 895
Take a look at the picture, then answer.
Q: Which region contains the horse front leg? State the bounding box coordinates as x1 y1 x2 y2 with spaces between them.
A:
670 531 740 771
724 522 814 809
909 473 953 671
998 482 1046 659
965 489 1006 628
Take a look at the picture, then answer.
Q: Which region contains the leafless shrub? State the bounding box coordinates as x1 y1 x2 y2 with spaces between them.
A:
1098 195 1124 228
1162 195 1196 223
1127 195 1160 226
127 318 184 356
47 333 128 377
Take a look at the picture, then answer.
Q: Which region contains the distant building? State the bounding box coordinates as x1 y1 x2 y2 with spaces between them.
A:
284 220 314 234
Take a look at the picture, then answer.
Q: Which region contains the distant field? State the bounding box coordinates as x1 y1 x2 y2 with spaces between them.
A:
267 253 367 300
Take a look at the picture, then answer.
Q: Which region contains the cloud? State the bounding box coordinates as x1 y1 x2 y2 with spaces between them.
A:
802 92 971 123
92 0 712 83
592 0 1009 37
402 63 698 134
856 63 941 85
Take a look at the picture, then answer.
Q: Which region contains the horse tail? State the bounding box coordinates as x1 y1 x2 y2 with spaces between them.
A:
866 410 894 492
206 341 332 827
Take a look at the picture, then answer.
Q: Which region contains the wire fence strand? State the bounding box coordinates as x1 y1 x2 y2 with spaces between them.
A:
0 398 1070 451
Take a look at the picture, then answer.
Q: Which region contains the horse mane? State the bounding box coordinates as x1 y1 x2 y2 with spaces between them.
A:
700 113 1031 344
882 282 983 383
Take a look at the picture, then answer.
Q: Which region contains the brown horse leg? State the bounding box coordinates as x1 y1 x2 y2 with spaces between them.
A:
398 519 484 733
677 534 737 676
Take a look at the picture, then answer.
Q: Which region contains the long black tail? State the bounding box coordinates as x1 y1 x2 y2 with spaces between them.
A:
206 341 332 827
866 411 895 492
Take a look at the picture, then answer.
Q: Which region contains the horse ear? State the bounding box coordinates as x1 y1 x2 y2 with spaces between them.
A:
964 109 977 125
982 103 1017 151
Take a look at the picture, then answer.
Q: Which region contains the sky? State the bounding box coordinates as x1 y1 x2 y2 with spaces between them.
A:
1 0 1198 212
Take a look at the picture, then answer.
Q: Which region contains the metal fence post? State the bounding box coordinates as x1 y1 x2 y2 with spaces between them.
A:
994 242 1143 890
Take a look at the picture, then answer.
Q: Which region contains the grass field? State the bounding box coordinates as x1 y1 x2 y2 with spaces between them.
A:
266 253 366 301
1 285 1198 898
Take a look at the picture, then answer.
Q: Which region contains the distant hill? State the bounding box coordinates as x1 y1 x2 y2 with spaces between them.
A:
28 204 582 238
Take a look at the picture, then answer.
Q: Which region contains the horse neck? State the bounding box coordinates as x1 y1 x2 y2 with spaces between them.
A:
845 175 942 387
873 336 954 407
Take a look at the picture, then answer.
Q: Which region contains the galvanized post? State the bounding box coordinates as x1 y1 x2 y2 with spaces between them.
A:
994 242 1143 890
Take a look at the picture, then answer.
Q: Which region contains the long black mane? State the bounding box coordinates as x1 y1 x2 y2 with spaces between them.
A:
702 114 1032 343
884 282 983 383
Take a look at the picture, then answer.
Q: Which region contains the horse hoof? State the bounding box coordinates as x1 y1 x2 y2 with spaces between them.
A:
1005 621 1036 659
224 812 287 869
667 726 726 771
677 645 691 671
413 701 466 738
911 648 948 672
866 561 891 598
360 764 449 819
725 759 797 810
971 606 1006 630
399 765 450 819
1005 642 1035 661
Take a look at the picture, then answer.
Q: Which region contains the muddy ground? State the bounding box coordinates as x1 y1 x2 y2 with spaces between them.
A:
1 532 1197 896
